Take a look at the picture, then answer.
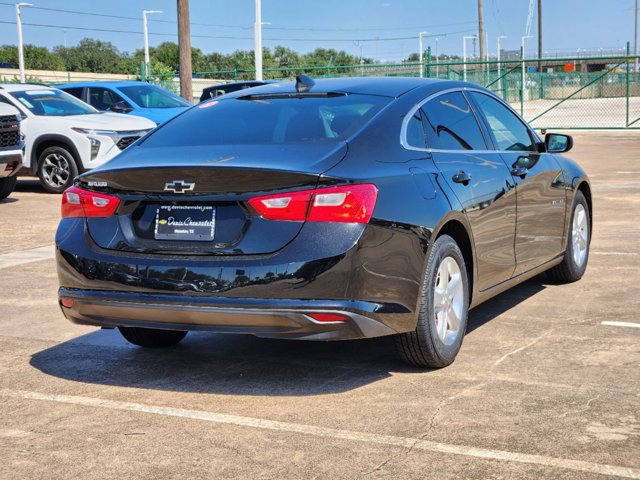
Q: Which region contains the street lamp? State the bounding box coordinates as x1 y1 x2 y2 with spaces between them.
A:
496 35 507 95
16 2 32 84
418 31 430 78
142 9 162 79
463 35 478 82
521 35 533 115
435 37 439 77
254 0 263 81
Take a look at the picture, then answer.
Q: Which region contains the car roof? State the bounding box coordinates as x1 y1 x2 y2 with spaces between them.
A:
221 77 454 99
0 83 63 92
57 81 151 88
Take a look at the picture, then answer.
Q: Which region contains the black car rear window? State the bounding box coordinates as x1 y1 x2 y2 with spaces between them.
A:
141 94 391 147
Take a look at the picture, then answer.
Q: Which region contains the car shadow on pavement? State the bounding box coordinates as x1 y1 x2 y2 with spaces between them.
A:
15 179 53 194
30 276 547 396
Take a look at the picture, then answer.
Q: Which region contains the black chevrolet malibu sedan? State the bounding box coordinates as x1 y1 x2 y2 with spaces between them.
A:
55 77 591 368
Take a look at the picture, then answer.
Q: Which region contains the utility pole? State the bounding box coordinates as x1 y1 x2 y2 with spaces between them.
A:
16 2 32 84
143 10 163 81
254 0 263 81
537 0 542 70
177 0 192 102
477 0 485 61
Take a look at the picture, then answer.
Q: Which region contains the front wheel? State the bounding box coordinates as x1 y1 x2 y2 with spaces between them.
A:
395 235 470 368
37 146 78 193
0 175 17 200
547 190 590 283
118 326 188 348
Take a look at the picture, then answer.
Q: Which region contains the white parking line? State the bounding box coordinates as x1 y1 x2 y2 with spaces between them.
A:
2 389 639 479
601 321 640 329
591 252 639 256
0 245 55 270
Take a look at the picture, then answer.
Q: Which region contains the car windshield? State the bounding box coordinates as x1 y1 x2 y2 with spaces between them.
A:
140 93 391 148
10 89 98 116
118 85 191 109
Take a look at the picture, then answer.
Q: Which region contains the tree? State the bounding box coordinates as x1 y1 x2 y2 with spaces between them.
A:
54 38 123 73
0 44 65 71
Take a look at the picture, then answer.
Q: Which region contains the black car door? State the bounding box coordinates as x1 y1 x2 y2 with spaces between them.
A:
417 91 517 291
468 91 566 276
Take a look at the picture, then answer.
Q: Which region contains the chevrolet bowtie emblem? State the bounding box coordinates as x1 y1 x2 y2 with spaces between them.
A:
164 180 195 193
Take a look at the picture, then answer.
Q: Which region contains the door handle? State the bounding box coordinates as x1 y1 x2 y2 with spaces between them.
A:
510 167 528 178
452 171 472 185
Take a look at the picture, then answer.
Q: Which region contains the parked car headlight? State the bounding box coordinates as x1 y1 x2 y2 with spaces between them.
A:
71 127 119 141
72 128 110 160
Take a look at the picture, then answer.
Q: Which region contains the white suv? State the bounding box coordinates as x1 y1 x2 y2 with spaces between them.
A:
0 84 155 193
0 102 24 200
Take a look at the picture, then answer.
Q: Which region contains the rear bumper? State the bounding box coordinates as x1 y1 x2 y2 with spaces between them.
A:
56 216 429 337
58 288 397 340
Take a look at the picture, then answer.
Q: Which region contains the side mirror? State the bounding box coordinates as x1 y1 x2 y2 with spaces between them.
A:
109 101 133 114
545 133 573 153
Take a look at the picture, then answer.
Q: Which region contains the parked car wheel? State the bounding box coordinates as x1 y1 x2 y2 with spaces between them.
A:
547 191 590 283
118 326 188 348
37 146 78 193
395 235 470 368
0 175 17 200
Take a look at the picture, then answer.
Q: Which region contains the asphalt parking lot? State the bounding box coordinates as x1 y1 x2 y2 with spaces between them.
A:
0 132 638 479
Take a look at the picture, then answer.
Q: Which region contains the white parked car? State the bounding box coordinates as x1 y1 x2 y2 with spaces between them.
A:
0 84 155 192
0 102 24 200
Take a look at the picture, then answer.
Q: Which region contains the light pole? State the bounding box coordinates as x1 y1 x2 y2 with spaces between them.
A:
521 35 533 113
16 2 32 84
497 35 507 95
418 31 430 78
463 35 478 82
254 0 263 81
142 10 162 79
435 37 439 77
635 0 638 72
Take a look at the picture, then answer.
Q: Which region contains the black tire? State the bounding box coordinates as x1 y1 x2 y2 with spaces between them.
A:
37 145 79 193
0 175 17 200
547 191 590 283
118 326 188 348
395 235 470 368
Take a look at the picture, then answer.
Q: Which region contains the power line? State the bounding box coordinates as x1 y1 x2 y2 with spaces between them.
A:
0 2 475 33
0 20 474 43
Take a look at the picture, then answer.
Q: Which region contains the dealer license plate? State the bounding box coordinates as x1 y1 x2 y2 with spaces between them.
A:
154 205 215 241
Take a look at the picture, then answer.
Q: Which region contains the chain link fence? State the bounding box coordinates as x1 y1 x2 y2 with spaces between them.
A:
153 50 640 130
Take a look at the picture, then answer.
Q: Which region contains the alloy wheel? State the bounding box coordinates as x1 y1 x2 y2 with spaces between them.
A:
41 153 71 189
572 203 588 267
433 256 464 346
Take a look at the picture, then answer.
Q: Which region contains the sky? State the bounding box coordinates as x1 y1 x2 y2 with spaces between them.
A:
0 0 636 62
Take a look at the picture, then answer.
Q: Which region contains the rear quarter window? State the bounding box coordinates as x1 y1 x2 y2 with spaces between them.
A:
422 92 487 151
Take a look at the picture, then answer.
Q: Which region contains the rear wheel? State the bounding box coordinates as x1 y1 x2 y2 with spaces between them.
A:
547 191 590 283
0 175 17 200
395 235 469 368
118 326 188 348
37 146 78 193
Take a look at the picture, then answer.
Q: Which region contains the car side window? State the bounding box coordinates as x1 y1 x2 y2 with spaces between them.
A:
422 92 487 150
63 88 84 100
469 92 536 152
87 87 128 111
405 108 427 149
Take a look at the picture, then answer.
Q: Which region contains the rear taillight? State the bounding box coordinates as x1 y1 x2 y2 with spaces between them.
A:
248 184 377 224
61 186 120 218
